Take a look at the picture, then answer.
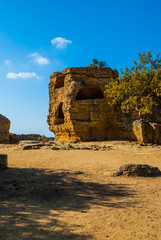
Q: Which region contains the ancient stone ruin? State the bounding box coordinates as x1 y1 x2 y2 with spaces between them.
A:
47 67 161 143
48 67 120 142
48 67 131 142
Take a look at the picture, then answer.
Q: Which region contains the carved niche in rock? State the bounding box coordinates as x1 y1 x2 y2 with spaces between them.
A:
47 67 161 143
47 67 136 142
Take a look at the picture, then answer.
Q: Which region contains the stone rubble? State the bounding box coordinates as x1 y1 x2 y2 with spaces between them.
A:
17 140 113 151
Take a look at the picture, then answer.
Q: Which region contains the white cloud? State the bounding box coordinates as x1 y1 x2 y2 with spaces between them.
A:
6 72 40 80
51 37 72 49
4 59 11 65
28 52 49 65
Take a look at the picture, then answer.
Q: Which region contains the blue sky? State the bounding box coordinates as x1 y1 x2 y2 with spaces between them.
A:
0 0 161 137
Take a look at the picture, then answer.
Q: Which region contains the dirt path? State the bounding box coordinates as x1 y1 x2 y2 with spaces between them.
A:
0 142 161 239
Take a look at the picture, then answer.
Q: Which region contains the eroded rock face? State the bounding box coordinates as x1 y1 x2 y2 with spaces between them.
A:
47 67 161 144
0 114 10 143
47 67 136 142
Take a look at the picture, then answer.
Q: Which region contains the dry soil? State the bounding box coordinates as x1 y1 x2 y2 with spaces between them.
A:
0 141 161 240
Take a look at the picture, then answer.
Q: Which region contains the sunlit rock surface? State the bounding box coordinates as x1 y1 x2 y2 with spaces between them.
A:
47 67 161 144
47 67 133 142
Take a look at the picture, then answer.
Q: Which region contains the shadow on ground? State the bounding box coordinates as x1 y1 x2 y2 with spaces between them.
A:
0 168 137 240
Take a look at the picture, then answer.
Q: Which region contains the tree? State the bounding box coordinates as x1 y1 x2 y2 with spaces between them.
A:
90 58 107 67
98 61 107 67
105 51 161 117
91 58 99 67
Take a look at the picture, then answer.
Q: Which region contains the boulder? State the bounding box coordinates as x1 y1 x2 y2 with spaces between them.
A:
47 67 136 142
105 164 161 177
0 114 10 143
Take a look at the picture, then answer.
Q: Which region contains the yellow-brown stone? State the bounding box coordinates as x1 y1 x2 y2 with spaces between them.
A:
47 67 161 144
47 67 134 142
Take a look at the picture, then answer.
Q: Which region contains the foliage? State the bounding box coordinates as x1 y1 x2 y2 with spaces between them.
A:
90 58 107 67
105 51 161 116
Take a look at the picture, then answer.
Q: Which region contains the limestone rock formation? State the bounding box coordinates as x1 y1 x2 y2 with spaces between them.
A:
47 67 161 144
47 67 134 142
0 114 10 143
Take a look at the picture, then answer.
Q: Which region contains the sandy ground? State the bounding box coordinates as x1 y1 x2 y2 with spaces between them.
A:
0 141 161 240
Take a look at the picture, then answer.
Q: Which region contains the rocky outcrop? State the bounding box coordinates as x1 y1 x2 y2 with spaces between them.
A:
105 164 161 177
0 114 10 143
47 67 136 142
47 67 161 144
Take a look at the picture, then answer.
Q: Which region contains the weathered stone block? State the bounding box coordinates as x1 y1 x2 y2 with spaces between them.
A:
0 154 8 170
133 119 161 144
